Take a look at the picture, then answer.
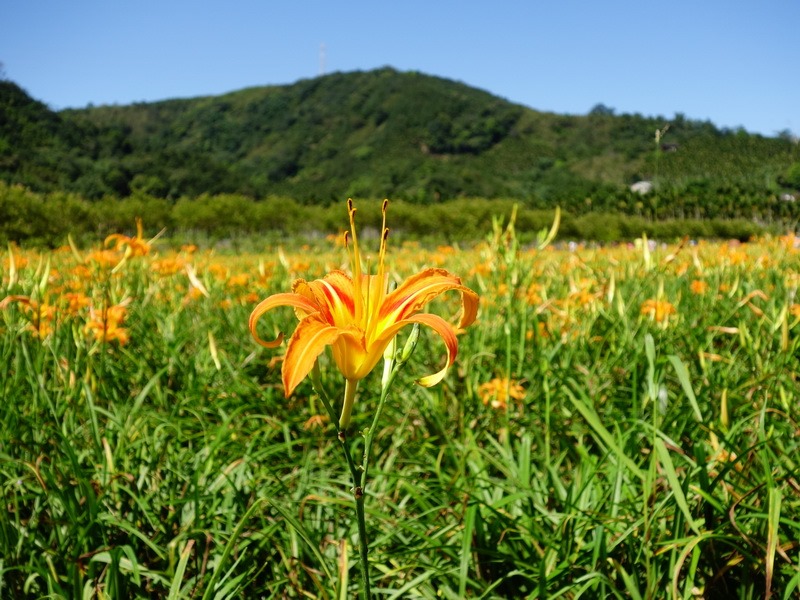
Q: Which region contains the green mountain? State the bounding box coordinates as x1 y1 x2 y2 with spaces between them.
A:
1 67 799 218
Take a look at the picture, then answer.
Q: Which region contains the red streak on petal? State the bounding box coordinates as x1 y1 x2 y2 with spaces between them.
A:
318 271 356 317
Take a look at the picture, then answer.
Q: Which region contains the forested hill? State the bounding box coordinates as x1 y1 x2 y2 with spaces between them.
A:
1 67 799 217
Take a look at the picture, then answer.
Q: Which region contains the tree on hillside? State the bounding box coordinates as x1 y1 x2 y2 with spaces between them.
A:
780 162 800 191
589 103 615 116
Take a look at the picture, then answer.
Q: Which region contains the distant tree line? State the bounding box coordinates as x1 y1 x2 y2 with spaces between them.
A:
0 183 766 248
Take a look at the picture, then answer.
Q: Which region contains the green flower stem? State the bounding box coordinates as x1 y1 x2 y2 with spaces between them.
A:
338 429 372 600
361 362 397 488
340 378 358 429
310 365 371 598
309 367 375 600
339 359 399 600
308 325 419 600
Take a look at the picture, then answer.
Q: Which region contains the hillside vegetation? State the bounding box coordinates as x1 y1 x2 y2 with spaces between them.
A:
1 67 800 241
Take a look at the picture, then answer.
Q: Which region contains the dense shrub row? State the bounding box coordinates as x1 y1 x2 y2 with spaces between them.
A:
0 183 766 248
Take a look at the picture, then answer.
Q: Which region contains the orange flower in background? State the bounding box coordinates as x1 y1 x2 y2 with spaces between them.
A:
249 199 479 427
326 233 346 248
226 273 249 288
641 298 677 323
478 377 526 410
567 284 599 311
468 260 491 277
525 282 543 306
85 303 130 345
151 256 186 276
240 291 260 304
105 218 151 257
29 303 57 338
208 264 229 281
779 232 798 251
86 249 122 269
526 321 550 341
62 292 91 315
70 264 93 280
785 273 800 293
690 279 709 295
0 295 57 338
183 286 207 305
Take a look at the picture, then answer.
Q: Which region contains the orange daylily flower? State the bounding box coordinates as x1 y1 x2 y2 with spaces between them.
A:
62 292 91 315
689 279 709 295
86 249 122 269
105 218 151 256
478 377 526 410
640 298 677 323
151 256 187 276
85 303 130 345
249 200 479 426
0 295 57 338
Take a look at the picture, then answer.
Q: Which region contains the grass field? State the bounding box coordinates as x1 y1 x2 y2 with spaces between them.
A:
2 206 800 599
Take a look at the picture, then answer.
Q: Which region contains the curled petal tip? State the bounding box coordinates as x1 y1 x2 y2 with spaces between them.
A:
254 331 284 348
416 367 448 388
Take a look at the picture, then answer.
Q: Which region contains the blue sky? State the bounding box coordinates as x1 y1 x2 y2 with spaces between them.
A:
2 1 798 137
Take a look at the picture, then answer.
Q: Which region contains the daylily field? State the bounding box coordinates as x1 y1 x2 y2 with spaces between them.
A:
2 205 800 599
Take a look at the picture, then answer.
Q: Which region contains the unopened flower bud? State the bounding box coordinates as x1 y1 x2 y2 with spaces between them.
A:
399 323 420 365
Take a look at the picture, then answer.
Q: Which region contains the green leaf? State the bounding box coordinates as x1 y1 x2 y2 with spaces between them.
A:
667 355 703 422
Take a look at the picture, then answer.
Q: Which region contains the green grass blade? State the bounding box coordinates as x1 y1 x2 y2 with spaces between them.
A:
766 486 782 599
564 385 645 480
201 498 271 600
263 496 335 583
458 504 477 598
167 539 195 600
667 355 703 422
654 439 701 535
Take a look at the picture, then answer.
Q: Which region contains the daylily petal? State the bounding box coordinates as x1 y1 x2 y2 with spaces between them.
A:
406 312 459 387
366 272 389 322
294 271 356 324
104 233 126 249
249 292 320 348
291 278 315 300
312 271 356 322
365 311 460 387
380 268 479 330
0 295 33 309
380 268 452 310
453 285 479 329
290 279 323 320
283 316 344 396
330 327 370 380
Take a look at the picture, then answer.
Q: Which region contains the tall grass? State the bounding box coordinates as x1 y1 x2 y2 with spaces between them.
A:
1 215 800 598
